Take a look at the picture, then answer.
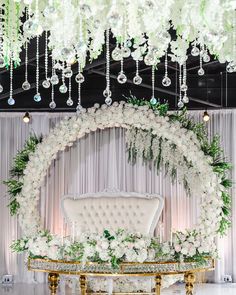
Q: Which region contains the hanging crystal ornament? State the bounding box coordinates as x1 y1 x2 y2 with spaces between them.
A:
162 52 171 87
104 29 112 106
191 44 200 57
22 9 31 91
117 56 127 84
133 60 142 85
182 61 189 104
59 62 68 93
63 64 73 78
8 54 15 105
49 82 56 109
150 66 157 105
177 64 184 108
42 31 51 89
50 59 59 85
76 63 83 113
111 44 122 61
33 35 41 102
0 83 3 93
0 7 5 68
66 71 74 106
198 52 205 76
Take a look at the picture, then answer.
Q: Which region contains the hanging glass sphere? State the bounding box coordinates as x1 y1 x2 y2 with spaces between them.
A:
42 79 51 88
180 84 188 92
144 53 155 66
49 101 56 109
0 56 5 68
182 94 189 104
150 97 157 105
0 84 3 93
76 104 83 113
177 100 184 108
8 97 15 105
133 74 142 85
122 47 131 58
126 39 132 48
226 62 236 73
198 68 205 76
191 46 200 57
162 76 171 87
34 93 41 102
75 41 87 53
105 96 112 106
203 54 210 63
23 19 34 34
108 12 121 27
22 81 31 91
117 72 127 84
61 48 75 61
103 88 112 98
111 47 122 61
44 5 57 18
75 73 85 83
50 74 59 85
66 98 74 106
59 84 68 93
31 19 43 36
63 67 73 78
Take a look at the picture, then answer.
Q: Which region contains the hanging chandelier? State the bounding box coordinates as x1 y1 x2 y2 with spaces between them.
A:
0 0 235 110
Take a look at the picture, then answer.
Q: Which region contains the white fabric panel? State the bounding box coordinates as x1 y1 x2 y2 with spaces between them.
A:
62 192 164 235
0 110 235 284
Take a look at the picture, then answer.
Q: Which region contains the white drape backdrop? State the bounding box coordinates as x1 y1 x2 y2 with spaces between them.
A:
0 109 235 284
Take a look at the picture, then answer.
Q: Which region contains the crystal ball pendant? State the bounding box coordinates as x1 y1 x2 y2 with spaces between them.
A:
22 81 31 91
162 76 171 87
49 101 56 109
8 97 15 105
133 75 142 85
34 93 41 102
117 72 127 84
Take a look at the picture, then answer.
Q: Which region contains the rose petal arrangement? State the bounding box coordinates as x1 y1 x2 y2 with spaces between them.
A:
6 98 232 264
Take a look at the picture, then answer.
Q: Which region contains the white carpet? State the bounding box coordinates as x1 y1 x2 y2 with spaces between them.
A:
0 283 236 295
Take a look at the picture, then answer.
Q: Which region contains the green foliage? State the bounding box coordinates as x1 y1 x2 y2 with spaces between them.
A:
4 134 42 216
127 96 233 235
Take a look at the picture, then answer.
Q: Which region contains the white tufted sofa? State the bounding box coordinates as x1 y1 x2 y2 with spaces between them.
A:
60 189 181 294
61 189 164 236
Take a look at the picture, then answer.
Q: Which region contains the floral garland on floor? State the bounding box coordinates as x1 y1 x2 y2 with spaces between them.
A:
6 99 232 266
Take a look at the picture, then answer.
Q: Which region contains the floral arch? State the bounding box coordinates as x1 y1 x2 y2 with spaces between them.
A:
7 100 232 263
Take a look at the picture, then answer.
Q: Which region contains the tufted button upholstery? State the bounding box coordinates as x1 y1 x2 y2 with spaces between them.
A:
62 191 164 236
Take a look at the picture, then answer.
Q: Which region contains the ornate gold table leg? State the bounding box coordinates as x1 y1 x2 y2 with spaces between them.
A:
184 272 196 295
80 275 87 295
155 274 162 295
48 273 60 295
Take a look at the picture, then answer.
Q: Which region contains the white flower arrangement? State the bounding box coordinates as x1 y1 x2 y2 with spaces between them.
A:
6 100 231 263
0 1 236 70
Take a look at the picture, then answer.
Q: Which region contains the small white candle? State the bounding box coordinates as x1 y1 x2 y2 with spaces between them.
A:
159 223 163 243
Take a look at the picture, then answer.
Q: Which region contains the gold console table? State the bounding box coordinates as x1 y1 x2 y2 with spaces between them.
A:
28 258 214 295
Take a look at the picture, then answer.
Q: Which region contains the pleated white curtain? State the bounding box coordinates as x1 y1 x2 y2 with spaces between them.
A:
0 109 235 284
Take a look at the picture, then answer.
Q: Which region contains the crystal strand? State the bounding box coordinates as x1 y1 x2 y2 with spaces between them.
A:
0 8 3 92
198 48 205 76
22 7 30 91
133 60 142 85
150 66 157 105
33 35 41 102
59 62 68 93
162 52 171 87
76 63 83 113
177 64 184 108
42 31 50 88
104 29 112 106
182 61 189 103
117 47 127 84
50 58 59 85
66 65 74 107
66 75 73 108
49 81 56 109
7 54 15 105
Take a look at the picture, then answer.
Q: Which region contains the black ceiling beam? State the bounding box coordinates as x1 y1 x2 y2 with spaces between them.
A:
187 60 219 71
90 69 222 108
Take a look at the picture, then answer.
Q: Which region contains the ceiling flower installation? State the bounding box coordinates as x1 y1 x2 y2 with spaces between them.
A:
0 0 236 109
